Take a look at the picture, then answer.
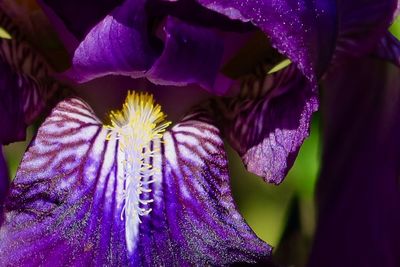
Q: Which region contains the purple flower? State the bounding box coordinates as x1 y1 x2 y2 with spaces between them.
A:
0 0 399 266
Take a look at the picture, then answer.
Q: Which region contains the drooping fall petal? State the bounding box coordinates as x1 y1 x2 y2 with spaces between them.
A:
0 97 271 265
212 65 317 184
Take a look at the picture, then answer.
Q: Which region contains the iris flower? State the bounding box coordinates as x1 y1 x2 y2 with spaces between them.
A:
0 0 399 266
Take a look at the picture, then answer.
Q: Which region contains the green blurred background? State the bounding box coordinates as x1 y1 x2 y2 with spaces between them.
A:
2 15 400 267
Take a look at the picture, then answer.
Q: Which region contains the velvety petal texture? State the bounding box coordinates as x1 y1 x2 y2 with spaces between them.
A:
0 97 271 265
308 58 400 267
41 0 232 94
63 0 158 82
196 0 337 80
212 65 317 184
146 16 224 91
0 9 58 144
134 110 271 265
41 0 337 93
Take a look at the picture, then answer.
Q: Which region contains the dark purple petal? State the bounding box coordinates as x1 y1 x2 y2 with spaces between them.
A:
146 16 225 94
39 0 249 94
196 0 337 80
148 0 254 33
133 111 272 265
58 2 235 95
0 97 271 265
0 9 58 144
0 98 129 265
333 0 397 61
213 65 317 184
42 0 337 94
63 0 158 83
308 58 400 267
373 31 400 67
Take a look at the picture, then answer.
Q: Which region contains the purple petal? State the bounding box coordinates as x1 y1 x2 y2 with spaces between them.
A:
333 0 397 61
146 16 225 93
0 98 129 265
40 0 248 94
63 0 158 83
196 0 337 80
60 2 236 95
0 10 58 144
308 58 400 267
215 65 317 184
132 111 272 265
0 98 271 265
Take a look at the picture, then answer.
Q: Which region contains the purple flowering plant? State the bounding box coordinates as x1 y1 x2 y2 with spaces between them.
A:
0 0 399 266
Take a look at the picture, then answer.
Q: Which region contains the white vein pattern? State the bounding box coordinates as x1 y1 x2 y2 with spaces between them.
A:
0 98 129 266
211 65 317 184
0 98 272 266
129 110 271 266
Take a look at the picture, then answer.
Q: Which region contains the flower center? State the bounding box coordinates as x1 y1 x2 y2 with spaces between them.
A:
105 91 170 223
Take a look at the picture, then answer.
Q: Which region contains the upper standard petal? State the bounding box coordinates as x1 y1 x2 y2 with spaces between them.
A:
195 0 337 81
41 0 336 92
